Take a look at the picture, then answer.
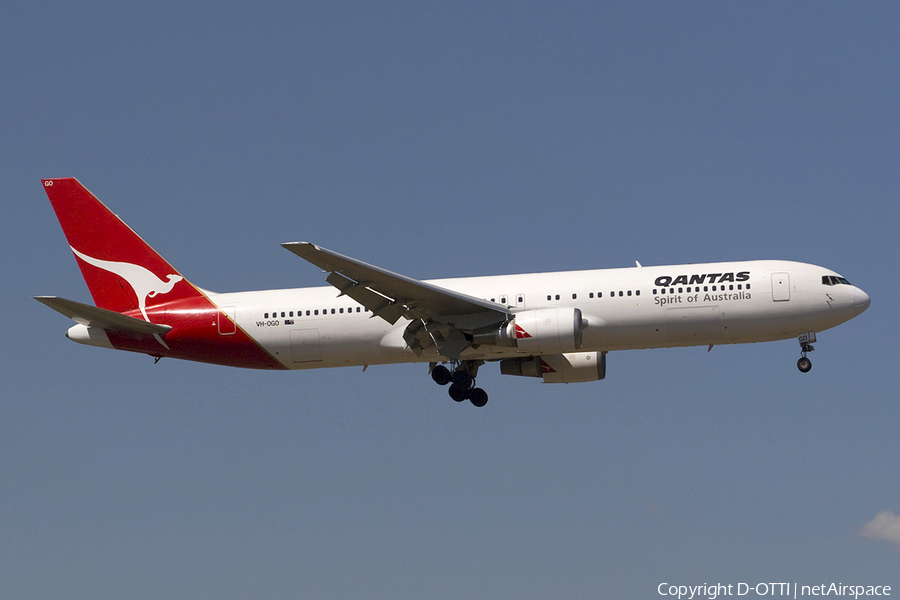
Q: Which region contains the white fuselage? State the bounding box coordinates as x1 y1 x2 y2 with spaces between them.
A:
208 260 869 370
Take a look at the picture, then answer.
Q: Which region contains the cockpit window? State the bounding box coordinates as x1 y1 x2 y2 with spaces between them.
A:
822 275 852 286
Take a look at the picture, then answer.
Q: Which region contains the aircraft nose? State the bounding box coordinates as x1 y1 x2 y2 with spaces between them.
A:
854 288 871 313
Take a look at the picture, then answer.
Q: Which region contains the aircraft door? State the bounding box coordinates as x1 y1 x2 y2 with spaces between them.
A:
218 306 236 335
666 306 722 343
772 272 791 302
291 329 323 363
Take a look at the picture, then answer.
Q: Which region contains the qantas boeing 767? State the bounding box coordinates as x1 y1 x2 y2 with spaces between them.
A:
36 178 870 407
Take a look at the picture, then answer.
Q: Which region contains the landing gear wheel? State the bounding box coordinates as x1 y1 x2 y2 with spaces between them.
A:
452 370 473 388
448 384 467 402
469 388 488 408
431 365 452 386
797 333 815 374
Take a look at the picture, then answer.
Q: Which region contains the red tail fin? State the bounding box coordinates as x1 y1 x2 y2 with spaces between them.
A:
41 178 200 315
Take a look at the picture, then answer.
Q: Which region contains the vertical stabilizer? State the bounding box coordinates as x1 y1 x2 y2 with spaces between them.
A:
41 178 199 315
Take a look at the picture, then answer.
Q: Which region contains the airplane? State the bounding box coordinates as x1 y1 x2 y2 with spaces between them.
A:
36 178 870 407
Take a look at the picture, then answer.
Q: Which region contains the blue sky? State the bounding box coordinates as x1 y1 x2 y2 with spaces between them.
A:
3 2 899 598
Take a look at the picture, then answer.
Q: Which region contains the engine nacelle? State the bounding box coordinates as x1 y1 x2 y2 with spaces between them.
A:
500 351 607 383
473 308 586 354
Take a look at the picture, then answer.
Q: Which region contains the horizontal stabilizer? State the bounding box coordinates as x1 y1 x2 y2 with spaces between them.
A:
34 296 173 336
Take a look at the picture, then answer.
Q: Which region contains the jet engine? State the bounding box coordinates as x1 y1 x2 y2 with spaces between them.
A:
472 307 587 354
500 351 607 383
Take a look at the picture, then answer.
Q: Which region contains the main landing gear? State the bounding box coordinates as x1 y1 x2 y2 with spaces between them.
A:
430 361 489 407
797 332 816 373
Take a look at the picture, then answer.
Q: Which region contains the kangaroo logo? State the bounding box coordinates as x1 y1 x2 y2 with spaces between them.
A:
71 247 183 348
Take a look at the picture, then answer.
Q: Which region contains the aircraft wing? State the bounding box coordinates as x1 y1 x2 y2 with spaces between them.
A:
281 242 511 359
35 296 173 336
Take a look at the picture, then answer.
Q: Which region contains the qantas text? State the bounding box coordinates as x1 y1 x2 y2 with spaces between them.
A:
654 271 750 287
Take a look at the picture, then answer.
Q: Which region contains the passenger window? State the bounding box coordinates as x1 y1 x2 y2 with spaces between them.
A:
572 293 577 300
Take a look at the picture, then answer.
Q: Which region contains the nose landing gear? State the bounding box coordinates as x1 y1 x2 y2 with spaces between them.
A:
797 332 815 373
429 361 489 407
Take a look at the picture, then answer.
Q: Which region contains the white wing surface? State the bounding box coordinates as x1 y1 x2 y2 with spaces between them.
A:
282 242 511 359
